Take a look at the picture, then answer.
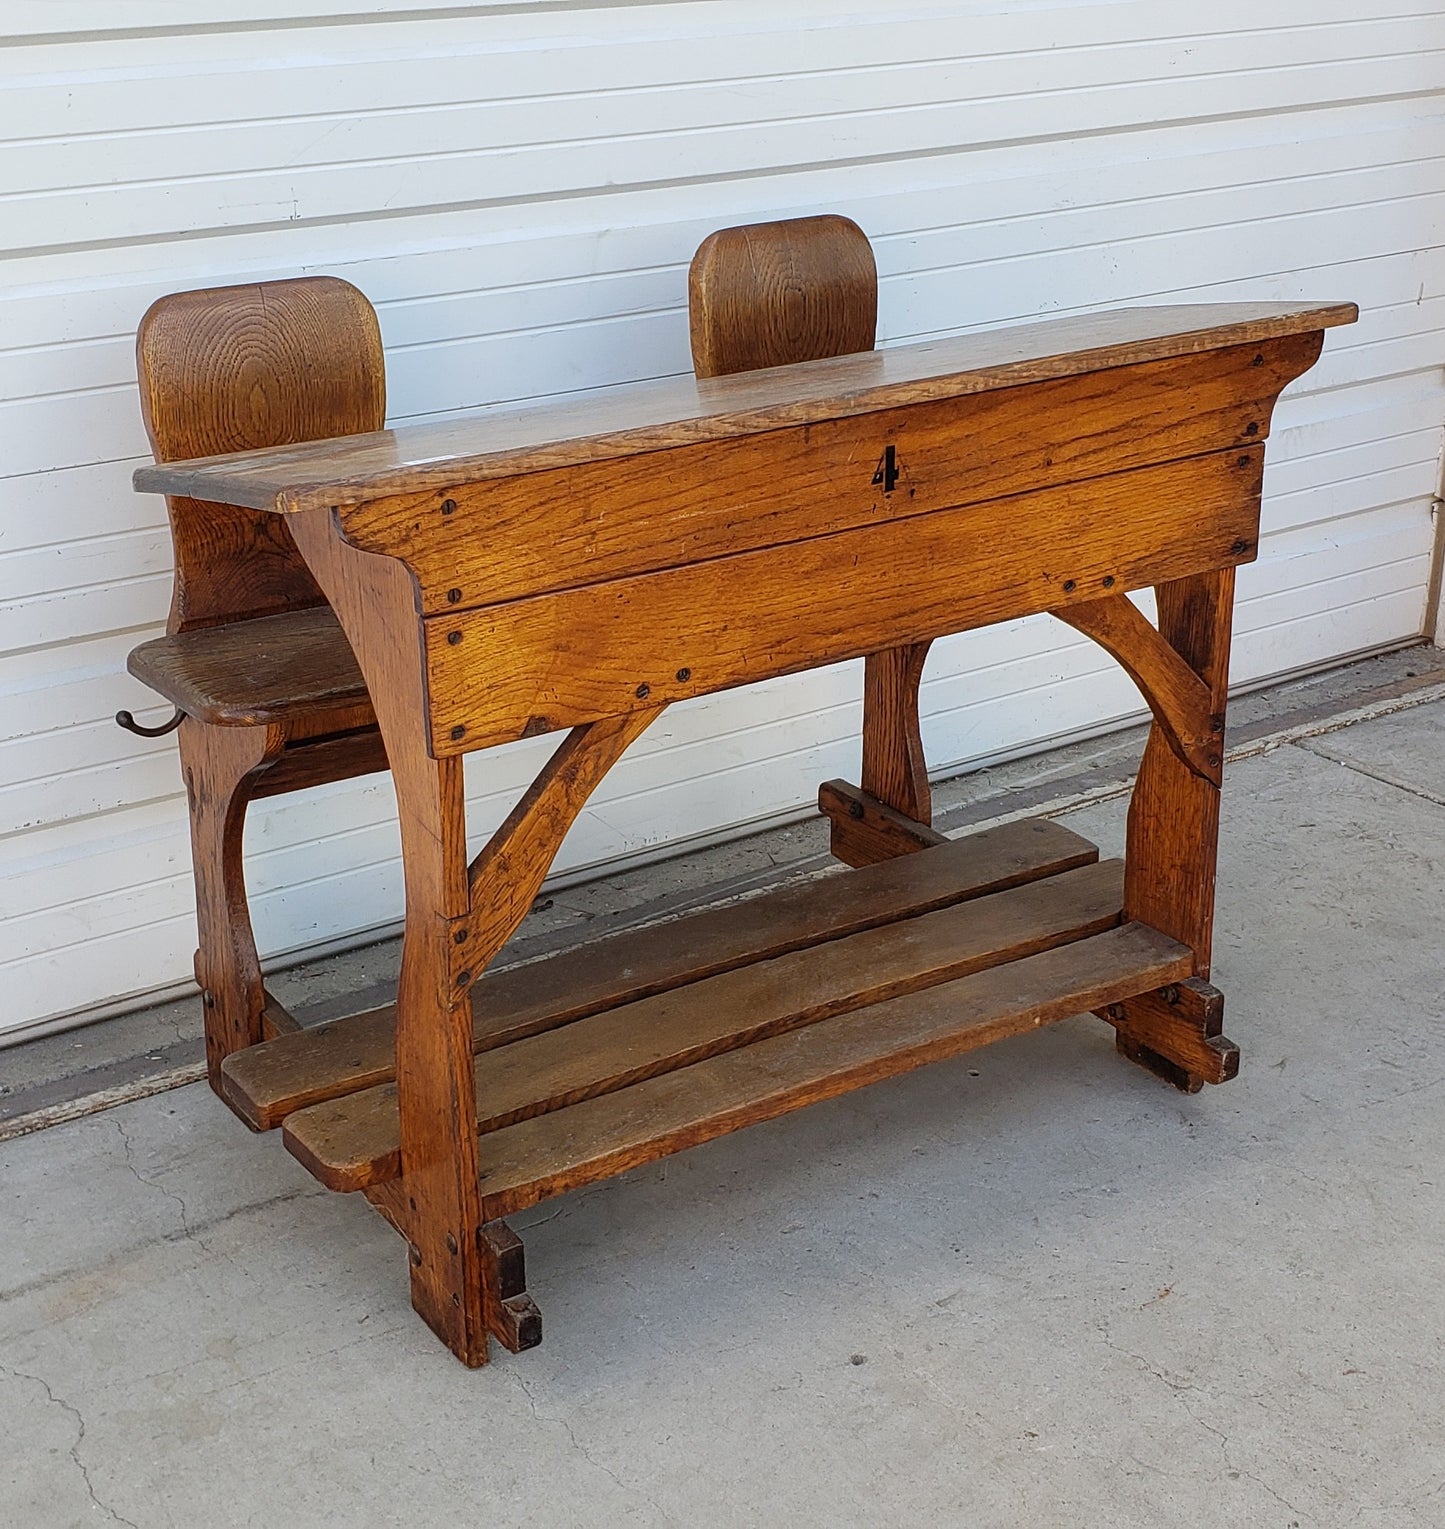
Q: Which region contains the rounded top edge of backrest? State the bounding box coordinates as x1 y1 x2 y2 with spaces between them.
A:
688 214 878 379
135 274 385 464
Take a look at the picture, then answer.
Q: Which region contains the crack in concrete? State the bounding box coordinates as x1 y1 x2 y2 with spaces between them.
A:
1096 1325 1316 1524
0 1184 326 1314
0 1359 139 1528
512 1369 671 1522
112 1115 204 1252
1294 740 1445 811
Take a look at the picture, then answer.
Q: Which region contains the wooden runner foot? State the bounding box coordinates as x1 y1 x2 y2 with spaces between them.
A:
818 778 945 867
1098 978 1238 1093
480 1220 542 1353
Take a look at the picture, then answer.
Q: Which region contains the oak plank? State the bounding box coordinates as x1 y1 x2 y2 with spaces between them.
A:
423 447 1264 753
472 922 1193 1219
127 606 369 727
132 303 1355 513
338 340 1307 613
281 858 1125 1191
221 817 1098 1129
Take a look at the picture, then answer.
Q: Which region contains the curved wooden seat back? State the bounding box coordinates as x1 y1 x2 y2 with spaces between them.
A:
687 213 877 379
136 276 385 635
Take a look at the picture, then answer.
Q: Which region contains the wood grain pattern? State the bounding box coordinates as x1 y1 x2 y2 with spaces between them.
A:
472 922 1193 1220
1122 567 1236 983
1054 593 1222 784
687 213 935 872
135 276 385 630
335 339 1311 613
457 710 662 996
860 641 933 817
688 214 877 379
126 605 370 726
178 716 286 1088
132 303 1354 513
423 448 1264 752
816 779 945 868
288 505 489 1366
221 818 1097 1129
1099 979 1237 1090
249 728 389 799
282 859 1126 1191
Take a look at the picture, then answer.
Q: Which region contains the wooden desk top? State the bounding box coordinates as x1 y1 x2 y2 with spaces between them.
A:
134 301 1354 515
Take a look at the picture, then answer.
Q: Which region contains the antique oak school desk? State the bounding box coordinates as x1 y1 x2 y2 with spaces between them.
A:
133 299 1353 1366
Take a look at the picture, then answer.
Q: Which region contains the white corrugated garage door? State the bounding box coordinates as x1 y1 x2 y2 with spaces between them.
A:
2 0 1442 1040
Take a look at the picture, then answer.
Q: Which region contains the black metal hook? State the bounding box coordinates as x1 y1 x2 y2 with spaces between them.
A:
115 707 185 738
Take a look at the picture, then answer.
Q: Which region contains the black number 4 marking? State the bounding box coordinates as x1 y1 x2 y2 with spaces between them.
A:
872 443 901 494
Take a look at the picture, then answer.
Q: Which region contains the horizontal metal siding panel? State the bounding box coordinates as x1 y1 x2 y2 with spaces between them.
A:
1 2 1441 1035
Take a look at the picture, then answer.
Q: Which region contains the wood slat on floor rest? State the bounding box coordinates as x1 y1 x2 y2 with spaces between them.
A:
473 922 1192 1219
283 859 1125 1191
224 817 1097 1129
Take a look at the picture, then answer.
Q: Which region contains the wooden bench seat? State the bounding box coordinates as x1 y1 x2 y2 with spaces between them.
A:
127 605 369 727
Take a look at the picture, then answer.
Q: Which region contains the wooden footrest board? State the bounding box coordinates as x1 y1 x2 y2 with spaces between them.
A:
473 921 1192 1219
283 855 1129 1191
223 816 1097 1130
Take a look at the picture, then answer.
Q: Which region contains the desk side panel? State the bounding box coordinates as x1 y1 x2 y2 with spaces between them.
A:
422 446 1264 754
341 337 1314 613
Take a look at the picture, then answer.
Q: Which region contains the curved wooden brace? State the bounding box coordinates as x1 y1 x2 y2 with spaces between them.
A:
458 707 665 994
1054 595 1223 786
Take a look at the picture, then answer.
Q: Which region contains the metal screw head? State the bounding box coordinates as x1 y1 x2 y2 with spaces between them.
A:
455 969 472 987
202 989 215 1009
451 1292 461 1308
1245 421 1259 436
447 588 462 604
453 929 468 944
675 667 691 682
1101 575 1116 588
635 682 651 699
441 499 457 516
1062 579 1077 593
1231 539 1250 556
409 1243 423 1267
848 799 865 820
446 1232 459 1255
447 630 462 646
450 724 466 741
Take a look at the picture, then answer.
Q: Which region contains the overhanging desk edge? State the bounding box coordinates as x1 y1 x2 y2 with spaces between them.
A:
131 301 1358 514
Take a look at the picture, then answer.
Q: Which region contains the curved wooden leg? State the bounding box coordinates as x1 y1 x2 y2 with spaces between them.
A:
177 717 284 1092
1116 570 1239 1089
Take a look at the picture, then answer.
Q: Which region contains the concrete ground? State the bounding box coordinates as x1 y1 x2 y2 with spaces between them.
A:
3 655 1444 1527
